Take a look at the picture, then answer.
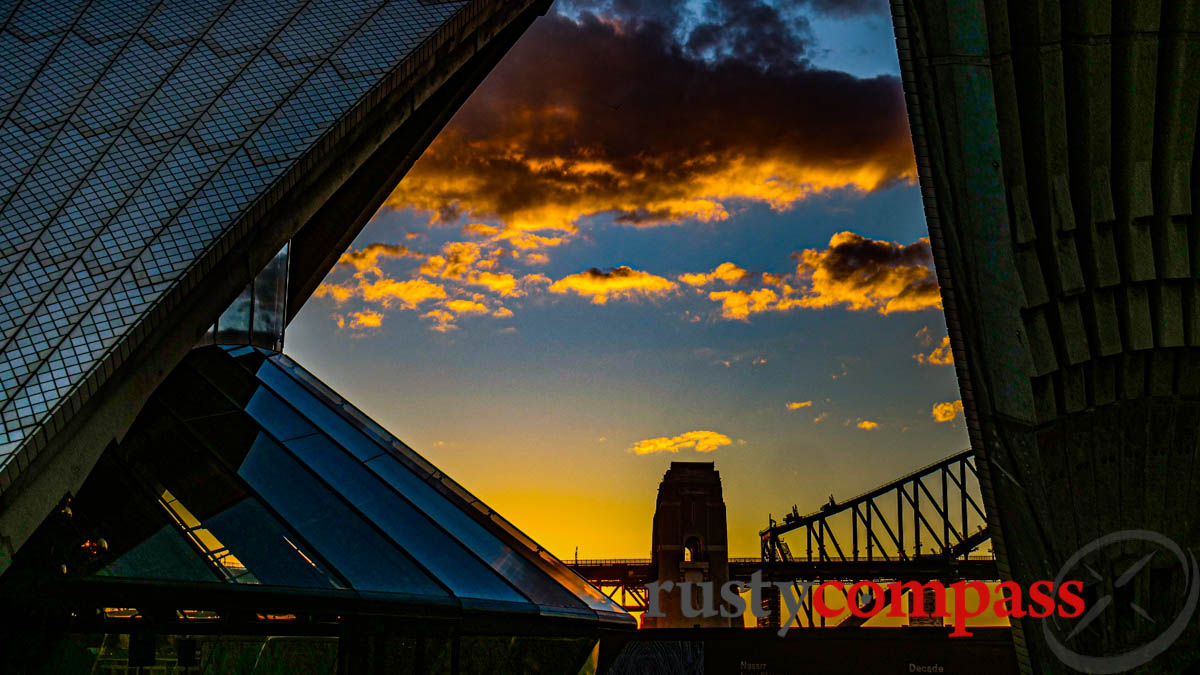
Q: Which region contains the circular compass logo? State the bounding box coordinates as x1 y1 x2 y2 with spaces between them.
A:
1043 530 1199 673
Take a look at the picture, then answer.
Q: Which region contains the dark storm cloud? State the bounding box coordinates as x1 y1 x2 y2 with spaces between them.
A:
387 1 914 239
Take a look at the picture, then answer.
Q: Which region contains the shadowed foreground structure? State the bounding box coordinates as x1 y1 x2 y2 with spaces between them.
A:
0 1 637 672
892 0 1200 671
642 462 735 629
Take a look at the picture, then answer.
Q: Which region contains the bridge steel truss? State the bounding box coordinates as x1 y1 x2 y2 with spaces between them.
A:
760 449 991 566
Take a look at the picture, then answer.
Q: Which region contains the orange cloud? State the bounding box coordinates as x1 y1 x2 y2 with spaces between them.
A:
360 278 447 309
315 283 354 304
629 430 733 455
466 270 548 297
549 266 677 304
348 310 382 329
422 309 457 332
444 299 489 315
813 412 830 423
789 232 941 314
916 336 954 365
679 262 752 287
786 400 813 410
676 234 939 321
708 287 779 320
932 400 964 423
420 241 484 279
333 242 422 277
857 420 879 430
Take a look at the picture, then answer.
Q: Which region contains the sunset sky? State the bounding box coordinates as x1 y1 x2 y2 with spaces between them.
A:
285 0 969 560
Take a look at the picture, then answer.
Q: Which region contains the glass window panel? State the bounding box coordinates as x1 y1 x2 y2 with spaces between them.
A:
245 388 317 441
236 434 448 598
254 361 384 461
204 497 341 590
187 348 258 406
151 367 239 422
271 354 440 476
251 242 288 351
534 547 627 614
364 453 584 611
284 434 528 604
214 284 252 344
97 526 221 582
181 409 262 472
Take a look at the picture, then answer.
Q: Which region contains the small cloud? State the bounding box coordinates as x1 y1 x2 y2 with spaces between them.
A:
461 222 501 238
785 400 813 410
498 326 518 334
492 306 514 318
348 310 382 329
737 439 747 446
444 299 489 315
421 309 457 332
857 420 879 430
678 262 752 287
915 335 954 365
915 325 933 346
434 440 446 447
629 430 733 455
360 278 448 309
752 357 767 365
932 399 964 423
832 362 849 380
549 266 677 304
813 412 829 423
597 436 608 442
708 287 780 320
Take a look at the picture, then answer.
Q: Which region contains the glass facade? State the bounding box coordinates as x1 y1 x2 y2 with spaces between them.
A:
65 344 630 624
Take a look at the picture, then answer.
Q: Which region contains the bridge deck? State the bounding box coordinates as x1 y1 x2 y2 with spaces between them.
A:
568 556 998 585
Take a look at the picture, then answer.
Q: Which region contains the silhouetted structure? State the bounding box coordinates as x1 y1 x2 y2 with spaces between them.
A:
893 1 1200 671
643 462 735 628
0 1 633 672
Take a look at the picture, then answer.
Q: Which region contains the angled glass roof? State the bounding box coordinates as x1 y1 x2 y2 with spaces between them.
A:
89 344 632 626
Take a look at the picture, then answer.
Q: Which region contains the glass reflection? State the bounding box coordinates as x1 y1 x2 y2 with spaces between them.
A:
201 242 288 351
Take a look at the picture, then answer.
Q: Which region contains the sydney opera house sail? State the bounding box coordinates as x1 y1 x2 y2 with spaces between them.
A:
894 0 1200 671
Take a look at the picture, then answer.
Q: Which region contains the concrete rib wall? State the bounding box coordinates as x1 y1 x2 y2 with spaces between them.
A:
893 0 1200 671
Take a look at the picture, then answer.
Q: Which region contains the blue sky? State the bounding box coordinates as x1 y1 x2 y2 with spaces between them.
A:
285 0 967 558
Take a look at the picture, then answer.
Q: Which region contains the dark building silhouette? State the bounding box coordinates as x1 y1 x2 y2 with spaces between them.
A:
0 1 632 672
893 1 1200 671
643 462 735 628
